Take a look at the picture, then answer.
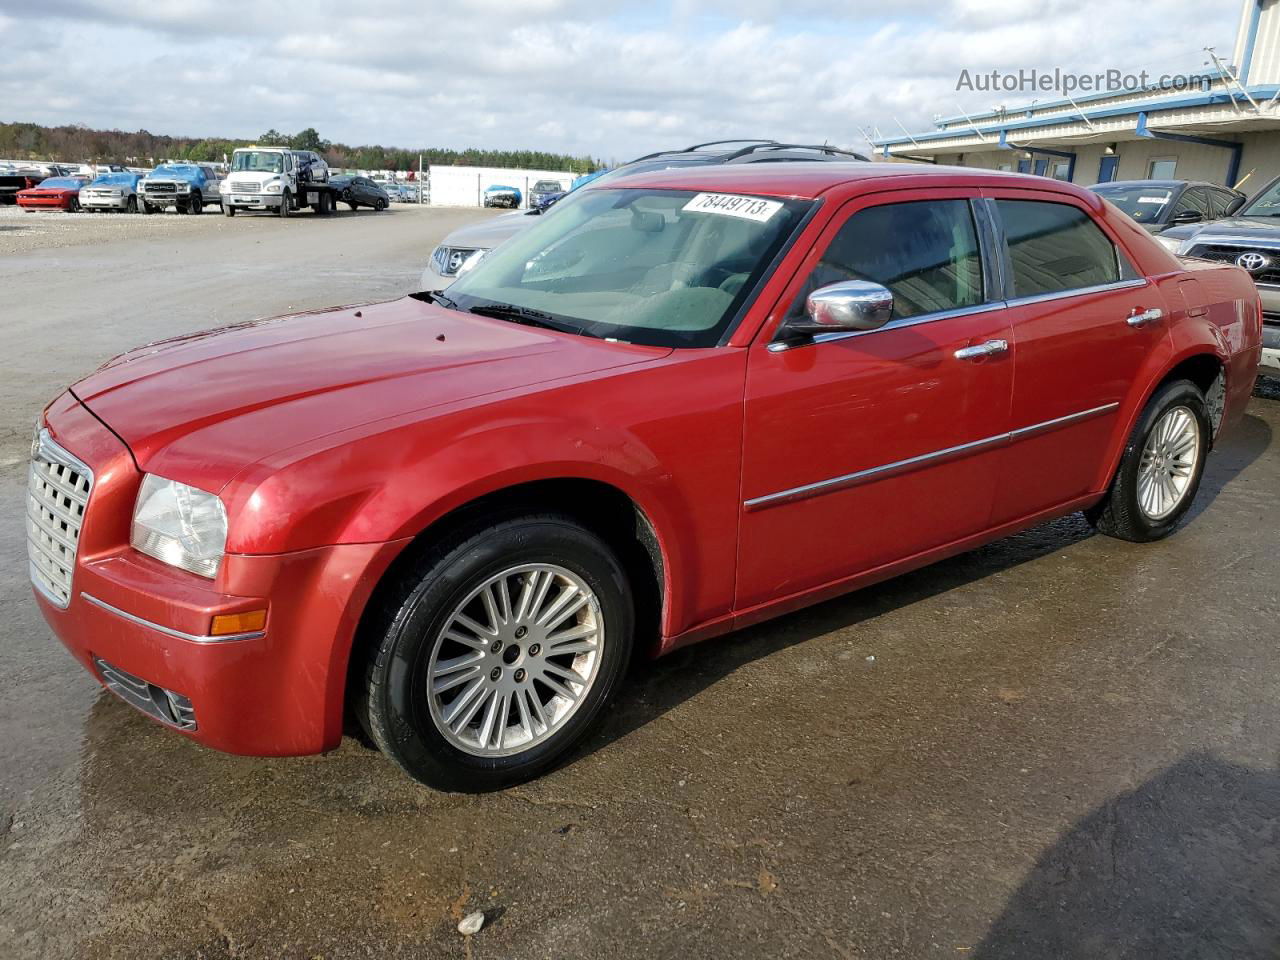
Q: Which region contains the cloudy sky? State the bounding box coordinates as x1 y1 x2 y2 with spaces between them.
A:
0 0 1242 160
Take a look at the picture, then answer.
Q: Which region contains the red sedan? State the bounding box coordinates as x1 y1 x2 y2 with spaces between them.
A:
29 164 1261 790
16 175 89 211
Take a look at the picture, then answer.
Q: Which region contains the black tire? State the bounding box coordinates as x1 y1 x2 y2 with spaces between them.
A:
1084 379 1210 542
142 202 154 215
360 513 634 792
223 203 235 217
126 195 137 213
376 197 387 211
68 197 80 213
189 192 203 215
278 191 291 218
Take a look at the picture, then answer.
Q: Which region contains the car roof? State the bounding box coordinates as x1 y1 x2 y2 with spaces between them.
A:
587 161 1099 202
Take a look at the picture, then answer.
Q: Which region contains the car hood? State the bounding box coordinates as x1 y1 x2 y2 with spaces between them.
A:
71 295 670 490
442 211 537 250
1161 215 1280 245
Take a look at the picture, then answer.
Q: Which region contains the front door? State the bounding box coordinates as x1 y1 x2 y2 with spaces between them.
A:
737 190 1015 610
983 189 1171 523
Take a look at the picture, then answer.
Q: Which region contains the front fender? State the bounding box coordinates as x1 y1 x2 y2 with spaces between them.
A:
220 350 749 638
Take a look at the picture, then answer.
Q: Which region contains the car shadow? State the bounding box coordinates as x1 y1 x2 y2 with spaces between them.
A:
971 751 1280 959
577 409 1272 765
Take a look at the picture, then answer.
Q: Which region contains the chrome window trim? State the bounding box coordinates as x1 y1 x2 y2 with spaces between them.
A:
743 402 1119 511
768 279 1149 353
1003 277 1148 310
81 592 265 644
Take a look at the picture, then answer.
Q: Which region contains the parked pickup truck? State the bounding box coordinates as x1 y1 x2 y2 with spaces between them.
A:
221 146 342 217
1161 173 1280 376
29 165 1260 792
139 164 222 214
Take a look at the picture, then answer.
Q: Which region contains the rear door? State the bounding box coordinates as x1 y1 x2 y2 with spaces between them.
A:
737 189 1015 609
982 189 1170 523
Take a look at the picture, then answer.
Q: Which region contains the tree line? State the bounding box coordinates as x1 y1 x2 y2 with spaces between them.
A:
0 122 603 173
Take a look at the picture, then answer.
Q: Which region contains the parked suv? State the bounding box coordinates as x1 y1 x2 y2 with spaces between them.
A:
1161 174 1280 376
139 163 222 214
29 164 1260 791
1089 180 1244 234
421 140 869 288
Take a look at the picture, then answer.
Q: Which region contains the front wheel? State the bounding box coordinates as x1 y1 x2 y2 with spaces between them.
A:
1085 379 1210 542
126 195 137 213
375 197 387 211
223 203 235 217
278 191 291 218
67 197 80 213
360 514 634 791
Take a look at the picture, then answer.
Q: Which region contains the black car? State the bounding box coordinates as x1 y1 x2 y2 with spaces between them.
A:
1088 179 1245 234
529 178 567 210
331 175 389 211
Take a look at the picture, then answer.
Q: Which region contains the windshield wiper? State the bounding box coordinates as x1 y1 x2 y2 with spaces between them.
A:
428 290 459 309
467 303 585 336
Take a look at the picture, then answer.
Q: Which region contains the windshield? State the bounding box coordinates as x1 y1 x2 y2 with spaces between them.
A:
231 151 284 173
152 165 198 178
1241 179 1280 216
92 173 134 185
38 178 84 189
445 187 811 348
1093 185 1173 222
533 181 562 192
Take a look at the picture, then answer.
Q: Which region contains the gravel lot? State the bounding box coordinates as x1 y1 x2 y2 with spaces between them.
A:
2 206 1280 959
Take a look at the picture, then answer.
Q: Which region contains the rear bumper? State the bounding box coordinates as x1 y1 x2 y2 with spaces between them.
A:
33 392 408 756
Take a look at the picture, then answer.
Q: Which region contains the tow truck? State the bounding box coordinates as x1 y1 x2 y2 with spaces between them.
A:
220 146 340 217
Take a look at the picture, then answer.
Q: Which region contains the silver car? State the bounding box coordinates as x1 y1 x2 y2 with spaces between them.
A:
420 211 534 288
78 172 142 213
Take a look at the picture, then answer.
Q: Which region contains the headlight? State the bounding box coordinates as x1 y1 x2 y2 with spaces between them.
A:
219 181 229 193
456 249 488 275
131 475 228 578
1156 235 1184 254
265 180 283 193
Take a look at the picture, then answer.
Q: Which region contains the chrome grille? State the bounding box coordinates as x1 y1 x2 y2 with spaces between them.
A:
26 430 93 608
228 180 261 193
144 182 177 194
1184 242 1280 285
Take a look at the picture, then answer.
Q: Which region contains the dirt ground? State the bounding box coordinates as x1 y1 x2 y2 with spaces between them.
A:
2 203 1279 959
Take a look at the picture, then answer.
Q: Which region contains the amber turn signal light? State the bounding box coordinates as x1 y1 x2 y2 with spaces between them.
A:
209 609 267 636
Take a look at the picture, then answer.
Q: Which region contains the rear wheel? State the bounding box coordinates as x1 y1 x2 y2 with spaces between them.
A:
360 514 634 791
1085 379 1209 542
188 192 203 215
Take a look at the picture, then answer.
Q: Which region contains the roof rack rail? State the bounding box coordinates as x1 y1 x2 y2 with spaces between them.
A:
723 143 870 162
684 139 779 151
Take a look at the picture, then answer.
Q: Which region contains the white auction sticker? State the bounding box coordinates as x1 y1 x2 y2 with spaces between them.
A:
682 192 783 223
1137 196 1169 204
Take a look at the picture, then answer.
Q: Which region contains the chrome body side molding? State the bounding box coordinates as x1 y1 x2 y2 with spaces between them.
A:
81 593 266 644
744 402 1119 511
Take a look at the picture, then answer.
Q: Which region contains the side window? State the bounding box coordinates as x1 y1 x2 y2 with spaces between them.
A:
1212 189 1242 217
996 199 1126 298
788 198 986 321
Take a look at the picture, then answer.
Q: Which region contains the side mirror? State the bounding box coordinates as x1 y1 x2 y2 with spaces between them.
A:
782 281 894 337
1171 209 1204 225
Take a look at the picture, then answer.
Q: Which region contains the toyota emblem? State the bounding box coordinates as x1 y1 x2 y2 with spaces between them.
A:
1235 251 1270 273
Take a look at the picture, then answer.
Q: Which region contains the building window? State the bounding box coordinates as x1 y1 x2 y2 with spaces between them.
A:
1047 159 1071 181
1147 156 1178 179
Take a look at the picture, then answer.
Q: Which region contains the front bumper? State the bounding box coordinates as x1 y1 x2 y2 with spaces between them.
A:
224 192 283 209
32 392 408 756
1261 321 1280 376
80 195 131 210
17 197 73 210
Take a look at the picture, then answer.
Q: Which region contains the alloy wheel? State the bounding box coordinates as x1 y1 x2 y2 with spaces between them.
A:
426 563 605 757
1137 405 1200 520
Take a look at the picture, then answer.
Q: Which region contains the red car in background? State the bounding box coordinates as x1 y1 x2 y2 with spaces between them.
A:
28 164 1262 791
17 175 89 211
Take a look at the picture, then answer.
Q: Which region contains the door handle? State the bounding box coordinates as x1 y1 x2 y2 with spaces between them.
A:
953 339 1009 360
1126 307 1164 327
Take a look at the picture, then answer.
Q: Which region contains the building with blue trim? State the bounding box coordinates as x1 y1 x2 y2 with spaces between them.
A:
872 0 1280 192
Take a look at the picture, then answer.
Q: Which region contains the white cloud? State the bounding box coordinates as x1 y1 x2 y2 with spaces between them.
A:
0 0 1242 161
